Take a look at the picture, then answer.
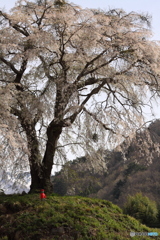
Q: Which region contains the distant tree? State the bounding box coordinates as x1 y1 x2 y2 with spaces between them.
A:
0 0 160 192
124 162 146 176
123 193 158 227
53 177 68 195
113 179 127 199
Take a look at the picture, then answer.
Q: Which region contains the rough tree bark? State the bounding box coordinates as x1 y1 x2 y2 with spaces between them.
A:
20 120 43 192
41 122 63 193
20 118 63 193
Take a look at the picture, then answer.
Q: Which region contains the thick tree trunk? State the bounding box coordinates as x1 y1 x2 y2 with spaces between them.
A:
27 133 43 192
21 122 43 193
11 107 43 193
41 122 62 193
19 107 63 193
29 158 42 193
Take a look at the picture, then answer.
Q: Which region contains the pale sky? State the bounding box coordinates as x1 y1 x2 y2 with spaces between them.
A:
1 0 160 40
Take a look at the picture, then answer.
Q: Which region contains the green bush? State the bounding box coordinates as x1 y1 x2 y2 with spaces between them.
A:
53 177 68 195
157 204 160 227
123 193 158 227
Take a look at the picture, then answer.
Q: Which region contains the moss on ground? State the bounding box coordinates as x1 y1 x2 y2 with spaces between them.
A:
0 194 159 239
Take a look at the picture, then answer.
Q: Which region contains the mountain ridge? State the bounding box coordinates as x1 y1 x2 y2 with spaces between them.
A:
52 119 160 208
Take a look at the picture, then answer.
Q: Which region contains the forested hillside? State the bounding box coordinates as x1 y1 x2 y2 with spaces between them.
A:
52 120 160 207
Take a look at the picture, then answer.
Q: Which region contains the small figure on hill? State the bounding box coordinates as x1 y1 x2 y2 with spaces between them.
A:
40 189 46 200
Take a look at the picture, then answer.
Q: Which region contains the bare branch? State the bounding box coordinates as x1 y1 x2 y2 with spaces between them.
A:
83 106 116 133
0 57 19 74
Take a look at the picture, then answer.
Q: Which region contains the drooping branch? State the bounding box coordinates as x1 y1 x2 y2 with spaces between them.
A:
0 10 30 36
39 55 55 81
14 58 28 84
83 106 116 134
63 79 108 126
78 55 118 79
34 6 51 27
76 49 109 81
76 77 114 90
11 24 30 37
0 57 19 74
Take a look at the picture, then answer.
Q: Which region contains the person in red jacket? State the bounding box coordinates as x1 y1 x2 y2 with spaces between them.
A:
40 189 46 200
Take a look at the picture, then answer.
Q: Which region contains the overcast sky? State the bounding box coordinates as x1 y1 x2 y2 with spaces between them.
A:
1 0 160 40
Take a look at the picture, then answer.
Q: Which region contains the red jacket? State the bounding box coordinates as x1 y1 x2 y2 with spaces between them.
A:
40 190 46 199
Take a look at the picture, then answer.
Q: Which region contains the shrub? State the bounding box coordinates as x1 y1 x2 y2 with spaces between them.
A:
53 177 68 195
123 192 158 227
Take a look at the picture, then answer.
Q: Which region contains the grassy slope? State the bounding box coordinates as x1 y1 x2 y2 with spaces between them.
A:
0 194 159 240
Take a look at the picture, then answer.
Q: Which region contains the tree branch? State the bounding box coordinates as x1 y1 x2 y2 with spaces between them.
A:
83 106 116 133
0 57 19 74
0 11 29 36
63 79 108 126
76 49 108 81
36 6 51 27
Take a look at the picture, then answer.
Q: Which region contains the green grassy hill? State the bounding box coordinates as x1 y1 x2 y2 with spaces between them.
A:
0 194 159 240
